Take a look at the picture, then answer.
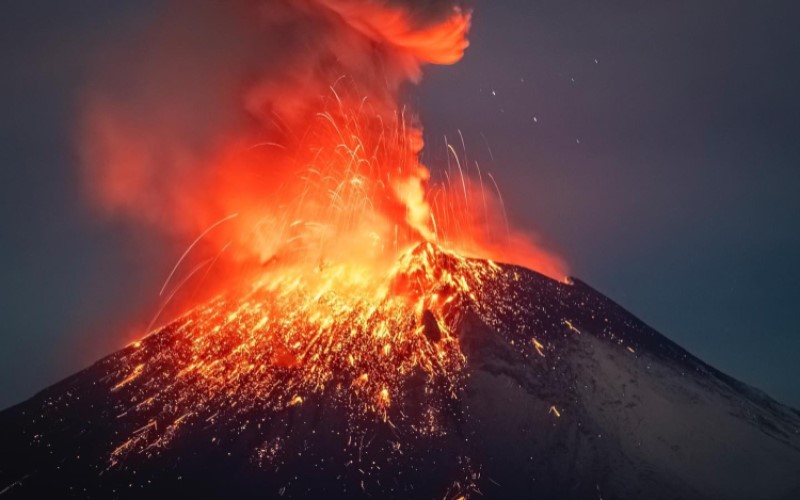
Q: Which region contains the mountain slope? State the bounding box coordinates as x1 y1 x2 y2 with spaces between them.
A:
1 247 799 499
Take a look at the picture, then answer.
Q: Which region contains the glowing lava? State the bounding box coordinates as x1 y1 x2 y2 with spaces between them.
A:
109 243 502 464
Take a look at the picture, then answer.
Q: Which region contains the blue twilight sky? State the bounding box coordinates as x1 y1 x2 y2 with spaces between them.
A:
1 0 799 409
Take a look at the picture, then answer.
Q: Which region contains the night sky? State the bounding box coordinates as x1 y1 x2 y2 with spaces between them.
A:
1 0 799 410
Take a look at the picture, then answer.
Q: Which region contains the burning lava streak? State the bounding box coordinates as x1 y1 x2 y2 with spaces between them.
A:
77 0 567 474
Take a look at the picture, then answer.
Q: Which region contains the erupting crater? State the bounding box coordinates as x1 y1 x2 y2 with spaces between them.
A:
107 242 509 465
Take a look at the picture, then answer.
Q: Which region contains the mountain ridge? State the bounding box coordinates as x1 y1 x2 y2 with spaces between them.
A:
1 248 799 499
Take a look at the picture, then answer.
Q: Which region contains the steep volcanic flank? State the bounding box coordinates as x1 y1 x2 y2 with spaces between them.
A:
1 244 800 499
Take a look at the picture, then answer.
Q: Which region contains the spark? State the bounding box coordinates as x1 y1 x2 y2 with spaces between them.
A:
532 338 546 357
159 213 239 297
563 319 581 334
112 364 144 391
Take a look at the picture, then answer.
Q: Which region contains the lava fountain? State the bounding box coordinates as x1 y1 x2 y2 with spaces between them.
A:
76 0 567 471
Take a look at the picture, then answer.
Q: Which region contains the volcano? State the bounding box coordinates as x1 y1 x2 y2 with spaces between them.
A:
1 244 799 499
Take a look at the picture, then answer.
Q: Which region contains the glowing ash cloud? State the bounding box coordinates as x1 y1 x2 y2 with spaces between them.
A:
79 0 566 305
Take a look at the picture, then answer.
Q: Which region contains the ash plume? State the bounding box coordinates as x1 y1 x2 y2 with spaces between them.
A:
78 0 565 309
80 0 468 229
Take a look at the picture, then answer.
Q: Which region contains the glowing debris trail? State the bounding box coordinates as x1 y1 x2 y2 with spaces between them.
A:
108 243 507 463
159 213 239 297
